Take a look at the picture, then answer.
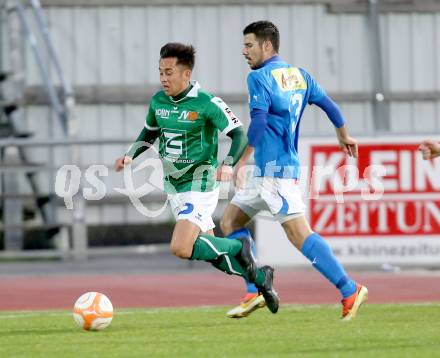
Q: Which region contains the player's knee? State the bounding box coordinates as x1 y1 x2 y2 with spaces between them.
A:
220 217 235 236
282 217 313 250
169 241 192 259
219 218 229 235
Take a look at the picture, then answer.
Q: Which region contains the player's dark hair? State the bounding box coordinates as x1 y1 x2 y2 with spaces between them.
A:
160 43 196 70
243 21 280 52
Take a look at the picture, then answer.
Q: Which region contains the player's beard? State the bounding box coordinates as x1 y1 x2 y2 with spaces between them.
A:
249 55 264 70
250 60 262 70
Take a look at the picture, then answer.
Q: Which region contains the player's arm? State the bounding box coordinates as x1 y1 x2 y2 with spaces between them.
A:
216 126 248 181
114 105 160 172
127 126 159 159
232 144 254 188
235 108 268 178
245 70 270 149
247 108 268 149
207 97 247 181
230 73 271 185
313 95 358 158
241 72 271 159
304 69 358 158
237 145 254 165
223 127 248 167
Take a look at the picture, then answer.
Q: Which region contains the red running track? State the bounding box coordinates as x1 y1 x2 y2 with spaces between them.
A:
0 270 439 311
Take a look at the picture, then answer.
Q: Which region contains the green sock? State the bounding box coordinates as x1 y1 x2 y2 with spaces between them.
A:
254 269 266 286
212 257 266 286
210 255 248 278
190 234 242 261
190 234 267 286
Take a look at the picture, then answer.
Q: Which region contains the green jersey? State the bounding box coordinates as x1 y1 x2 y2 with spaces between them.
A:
144 81 242 193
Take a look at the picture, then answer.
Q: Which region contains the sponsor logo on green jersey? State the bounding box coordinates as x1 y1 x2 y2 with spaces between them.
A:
156 108 170 119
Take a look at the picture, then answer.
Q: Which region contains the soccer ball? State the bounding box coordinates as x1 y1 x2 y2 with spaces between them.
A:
73 292 113 331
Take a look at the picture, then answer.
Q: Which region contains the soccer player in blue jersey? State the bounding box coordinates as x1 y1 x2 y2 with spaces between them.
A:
221 21 368 320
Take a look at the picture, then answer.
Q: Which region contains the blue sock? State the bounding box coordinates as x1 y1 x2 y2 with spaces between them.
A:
227 228 258 294
301 233 357 298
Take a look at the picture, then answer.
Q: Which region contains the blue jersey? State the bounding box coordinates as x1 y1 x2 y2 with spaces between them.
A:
247 56 326 179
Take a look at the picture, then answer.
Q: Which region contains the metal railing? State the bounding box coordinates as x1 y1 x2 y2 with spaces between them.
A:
0 137 231 260
1 0 87 259
0 138 133 260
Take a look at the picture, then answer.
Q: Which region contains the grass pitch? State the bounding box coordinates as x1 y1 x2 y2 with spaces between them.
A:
0 303 439 357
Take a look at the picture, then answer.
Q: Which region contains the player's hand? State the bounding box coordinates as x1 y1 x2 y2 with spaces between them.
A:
338 135 358 158
114 156 133 172
418 140 440 160
216 164 234 182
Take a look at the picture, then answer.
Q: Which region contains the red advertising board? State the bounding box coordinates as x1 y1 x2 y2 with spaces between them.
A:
309 143 440 237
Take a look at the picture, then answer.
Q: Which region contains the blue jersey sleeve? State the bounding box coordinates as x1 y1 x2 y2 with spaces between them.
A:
247 108 268 147
247 71 270 112
314 95 346 128
300 68 326 104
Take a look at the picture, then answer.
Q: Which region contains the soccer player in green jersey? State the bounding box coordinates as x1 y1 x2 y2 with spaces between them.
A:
114 43 279 315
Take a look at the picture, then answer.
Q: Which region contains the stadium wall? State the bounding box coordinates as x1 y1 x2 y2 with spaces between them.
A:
1 1 439 231
2 2 440 134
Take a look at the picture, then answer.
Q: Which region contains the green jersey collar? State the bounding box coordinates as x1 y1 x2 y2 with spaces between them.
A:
170 80 200 102
187 80 200 97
